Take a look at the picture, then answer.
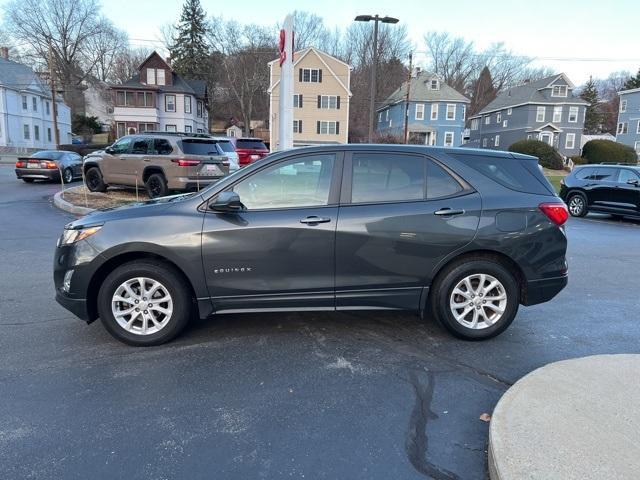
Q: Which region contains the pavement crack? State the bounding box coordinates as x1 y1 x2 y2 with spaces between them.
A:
405 369 459 480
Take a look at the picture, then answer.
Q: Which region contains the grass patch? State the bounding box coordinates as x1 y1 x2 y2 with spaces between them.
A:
546 175 563 193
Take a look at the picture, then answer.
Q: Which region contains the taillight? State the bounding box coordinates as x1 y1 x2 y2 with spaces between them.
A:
539 203 568 226
42 161 57 169
16 160 26 168
172 158 200 167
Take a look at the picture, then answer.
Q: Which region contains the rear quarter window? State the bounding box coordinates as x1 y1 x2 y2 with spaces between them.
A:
448 153 554 195
180 139 220 156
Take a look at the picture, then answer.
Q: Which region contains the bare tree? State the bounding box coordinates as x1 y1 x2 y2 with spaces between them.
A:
109 47 152 84
208 18 276 135
86 25 129 82
3 0 120 115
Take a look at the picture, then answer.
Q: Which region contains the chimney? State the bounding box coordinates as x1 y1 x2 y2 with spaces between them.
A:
0 47 8 60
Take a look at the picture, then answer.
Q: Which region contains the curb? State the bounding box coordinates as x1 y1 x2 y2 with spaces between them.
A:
53 190 95 216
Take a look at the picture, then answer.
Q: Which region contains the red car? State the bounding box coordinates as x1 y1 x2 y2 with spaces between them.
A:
232 138 269 166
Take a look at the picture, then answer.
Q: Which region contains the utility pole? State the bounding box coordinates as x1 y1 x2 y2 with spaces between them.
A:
48 43 60 148
403 52 413 144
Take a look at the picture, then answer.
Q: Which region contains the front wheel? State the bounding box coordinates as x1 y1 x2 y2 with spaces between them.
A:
97 261 192 346
85 167 107 192
429 259 519 340
567 193 587 217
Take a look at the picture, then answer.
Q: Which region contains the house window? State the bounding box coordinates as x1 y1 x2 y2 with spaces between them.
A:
116 122 126 138
635 141 640 153
165 124 177 132
137 92 154 107
157 69 166 86
197 101 203 117
551 85 568 97
496 112 502 123
22 96 27 110
495 134 500 147
620 99 627 113
165 95 176 112
553 106 563 123
32 97 37 112
138 123 157 133
147 68 156 85
34 125 39 141
317 120 339 135
503 120 508 128
617 122 628 135
482 138 488 147
300 68 322 83
46 102 50 115
320 95 338 109
444 131 454 147
637 120 640 134
47 128 52 142
115 91 135 106
185 125 192 133
431 104 438 120
484 115 490 125
565 133 576 149
184 95 192 113
462 105 466 121
293 119 302 133
385 110 389 121
527 134 532 140
415 104 425 120
446 104 456 120
23 124 30 140
293 94 303 108
378 112 382 123
430 79 439 90
568 106 579 123
471 118 479 130
197 128 204 133
507 108 512 115
536 106 546 122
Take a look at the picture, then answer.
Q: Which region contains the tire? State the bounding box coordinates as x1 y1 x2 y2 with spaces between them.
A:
85 167 107 192
567 192 587 217
97 260 192 346
145 173 168 198
22 178 35 183
429 258 519 340
63 168 74 184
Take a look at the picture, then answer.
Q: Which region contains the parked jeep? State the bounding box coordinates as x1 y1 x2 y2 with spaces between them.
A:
83 132 229 198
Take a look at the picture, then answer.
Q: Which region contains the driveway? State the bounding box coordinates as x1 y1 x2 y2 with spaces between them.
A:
1 163 639 480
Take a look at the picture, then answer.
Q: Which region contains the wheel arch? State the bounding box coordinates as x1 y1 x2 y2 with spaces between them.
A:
143 166 166 183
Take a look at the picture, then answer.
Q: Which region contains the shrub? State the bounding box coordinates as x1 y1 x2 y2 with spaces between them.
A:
570 155 589 165
508 139 565 170
582 140 638 164
373 132 404 144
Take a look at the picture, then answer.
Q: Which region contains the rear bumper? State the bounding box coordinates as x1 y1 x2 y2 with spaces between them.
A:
55 290 90 322
167 176 224 190
15 168 60 180
522 274 568 306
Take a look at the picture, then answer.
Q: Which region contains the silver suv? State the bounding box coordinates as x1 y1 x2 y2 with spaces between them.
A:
83 132 229 198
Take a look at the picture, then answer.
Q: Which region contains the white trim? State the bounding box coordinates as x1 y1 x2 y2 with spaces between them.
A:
568 106 579 123
496 112 502 124
484 115 490 125
617 122 628 135
469 100 588 118
495 134 500 147
444 131 454 147
565 132 575 149
536 106 545 122
541 73 576 90
446 104 456 120
553 105 562 123
539 132 553 146
502 120 508 128
415 103 425 121
619 87 640 96
551 85 568 97
507 108 512 115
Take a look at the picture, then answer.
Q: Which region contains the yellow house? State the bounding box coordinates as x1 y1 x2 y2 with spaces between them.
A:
268 47 351 148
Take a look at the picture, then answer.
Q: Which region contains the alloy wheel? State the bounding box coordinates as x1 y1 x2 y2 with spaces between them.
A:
63 169 73 183
568 196 584 216
111 277 173 335
449 273 507 330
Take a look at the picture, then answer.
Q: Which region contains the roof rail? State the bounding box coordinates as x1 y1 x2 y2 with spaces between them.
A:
141 131 213 138
599 162 639 166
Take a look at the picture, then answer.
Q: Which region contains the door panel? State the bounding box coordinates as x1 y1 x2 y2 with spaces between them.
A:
589 167 619 208
615 169 640 212
102 137 133 184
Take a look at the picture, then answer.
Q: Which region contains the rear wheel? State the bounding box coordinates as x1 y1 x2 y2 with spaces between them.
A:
22 178 35 183
567 193 587 217
429 259 519 340
85 167 107 192
145 173 168 198
63 168 74 184
97 260 192 346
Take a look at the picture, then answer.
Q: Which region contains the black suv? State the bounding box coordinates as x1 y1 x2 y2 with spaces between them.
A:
54 145 568 346
559 164 640 218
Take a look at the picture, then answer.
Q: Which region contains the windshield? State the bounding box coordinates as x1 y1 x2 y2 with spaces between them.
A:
181 139 219 156
31 151 64 160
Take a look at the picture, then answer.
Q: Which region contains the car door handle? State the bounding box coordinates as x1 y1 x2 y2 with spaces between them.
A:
434 208 465 217
300 216 331 225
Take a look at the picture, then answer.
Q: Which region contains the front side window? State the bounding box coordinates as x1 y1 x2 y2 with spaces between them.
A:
351 153 424 203
575 167 595 180
111 137 132 154
233 154 335 210
593 167 618 181
165 95 176 112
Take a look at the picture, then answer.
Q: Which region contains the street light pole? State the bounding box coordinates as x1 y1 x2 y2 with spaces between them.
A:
354 14 399 143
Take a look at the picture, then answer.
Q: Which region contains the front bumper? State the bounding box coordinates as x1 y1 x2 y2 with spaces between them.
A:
55 290 90 321
523 274 568 306
15 168 60 180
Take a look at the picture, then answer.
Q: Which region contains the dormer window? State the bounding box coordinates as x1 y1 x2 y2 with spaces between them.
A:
147 68 156 85
146 68 166 86
430 79 439 90
157 69 166 85
551 85 568 97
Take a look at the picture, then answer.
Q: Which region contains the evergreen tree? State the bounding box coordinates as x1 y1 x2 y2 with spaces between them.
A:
170 0 210 79
469 66 497 117
580 77 602 134
624 68 640 90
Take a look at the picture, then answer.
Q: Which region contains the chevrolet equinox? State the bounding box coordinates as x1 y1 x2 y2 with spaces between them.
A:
54 145 569 346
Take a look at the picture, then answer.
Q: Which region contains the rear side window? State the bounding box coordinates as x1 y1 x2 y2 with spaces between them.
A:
236 139 267 150
575 167 595 180
427 160 463 199
449 154 553 195
351 153 425 203
152 139 173 155
593 168 618 181
619 169 640 183
181 139 219 156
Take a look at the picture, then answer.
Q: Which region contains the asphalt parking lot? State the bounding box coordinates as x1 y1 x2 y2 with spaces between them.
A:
1 163 639 480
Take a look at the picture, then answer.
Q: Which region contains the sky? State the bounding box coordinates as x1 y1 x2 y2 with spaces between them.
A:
2 0 639 84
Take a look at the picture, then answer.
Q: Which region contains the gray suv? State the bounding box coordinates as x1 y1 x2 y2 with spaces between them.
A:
83 132 229 198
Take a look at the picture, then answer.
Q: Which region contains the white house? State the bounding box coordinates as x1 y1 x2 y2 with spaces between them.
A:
0 51 72 152
110 51 209 137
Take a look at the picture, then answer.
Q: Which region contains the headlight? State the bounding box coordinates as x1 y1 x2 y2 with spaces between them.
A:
59 226 102 246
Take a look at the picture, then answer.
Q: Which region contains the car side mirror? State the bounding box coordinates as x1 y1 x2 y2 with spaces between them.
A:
105 146 114 155
627 179 640 186
209 191 244 212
